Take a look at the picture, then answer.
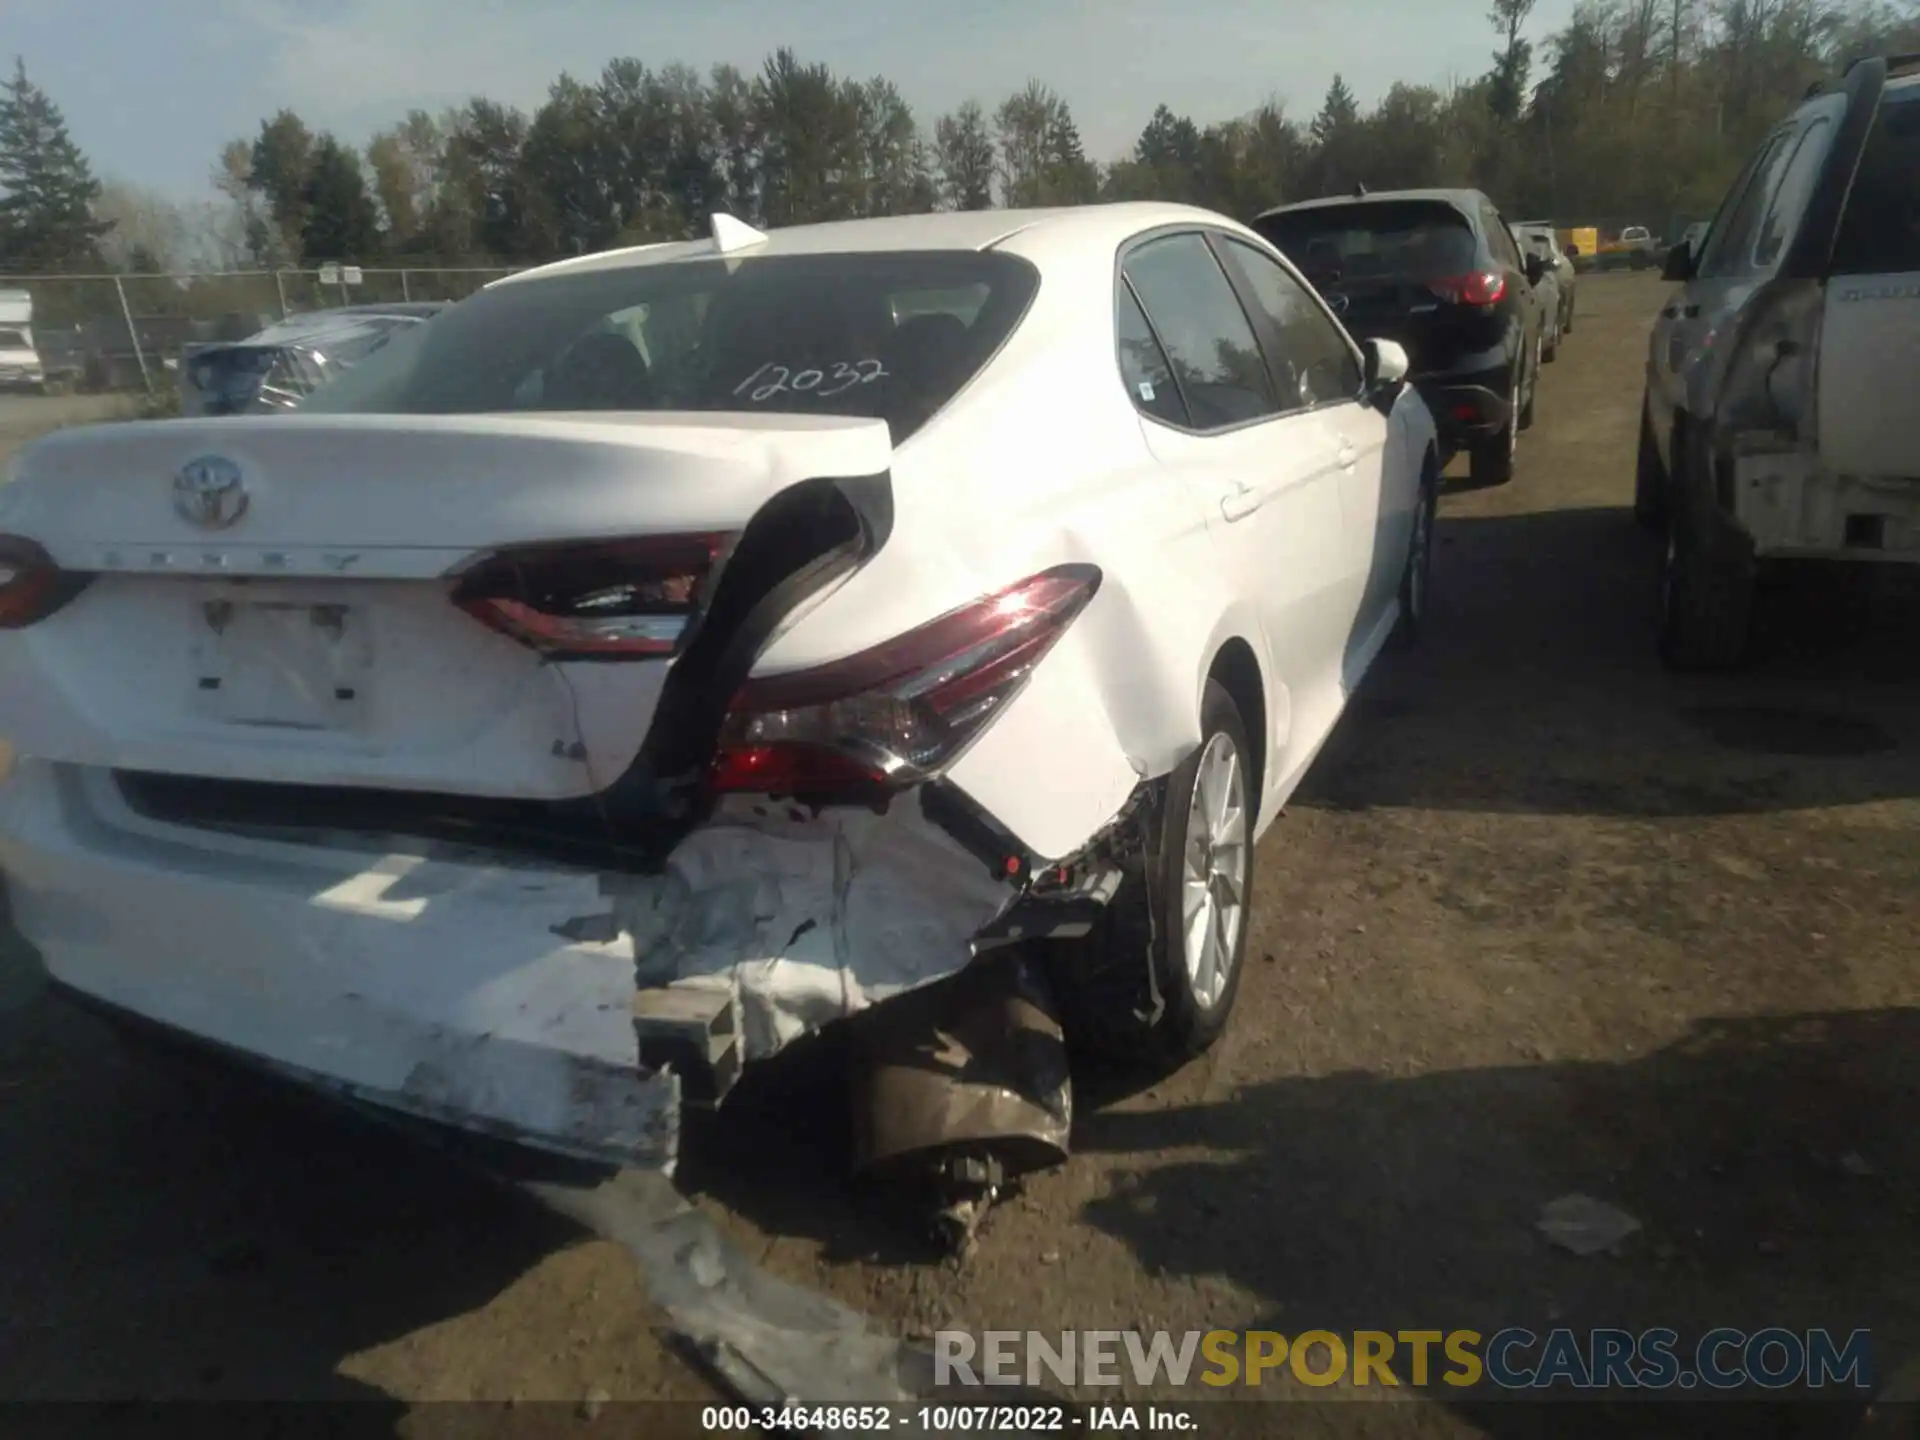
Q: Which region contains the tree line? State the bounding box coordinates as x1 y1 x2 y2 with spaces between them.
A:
3 0 1918 277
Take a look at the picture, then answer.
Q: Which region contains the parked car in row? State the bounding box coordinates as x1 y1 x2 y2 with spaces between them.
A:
0 289 47 394
178 302 448 416
1512 220 1578 355
0 203 1439 1176
1638 51 1920 669
1253 187 1549 485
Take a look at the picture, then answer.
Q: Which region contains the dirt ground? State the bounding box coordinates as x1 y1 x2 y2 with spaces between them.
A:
3 274 1919 1434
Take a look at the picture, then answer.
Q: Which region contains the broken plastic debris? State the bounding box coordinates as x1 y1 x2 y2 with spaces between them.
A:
1536 1194 1641 1256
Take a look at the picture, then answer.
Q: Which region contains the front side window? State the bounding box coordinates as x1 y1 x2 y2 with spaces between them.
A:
1122 233 1277 430
1217 237 1364 408
301 251 1040 445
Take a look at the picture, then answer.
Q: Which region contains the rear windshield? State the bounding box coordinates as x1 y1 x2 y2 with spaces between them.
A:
1829 83 1920 276
303 251 1040 442
1254 202 1479 283
0 328 28 348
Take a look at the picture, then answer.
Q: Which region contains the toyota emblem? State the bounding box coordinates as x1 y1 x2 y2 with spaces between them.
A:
173 455 249 530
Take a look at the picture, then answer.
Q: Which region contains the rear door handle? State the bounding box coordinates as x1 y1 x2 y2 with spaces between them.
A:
1220 484 1263 522
1335 436 1358 468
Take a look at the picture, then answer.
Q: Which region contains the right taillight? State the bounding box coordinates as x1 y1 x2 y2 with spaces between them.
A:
448 532 737 660
1429 271 1507 307
711 563 1102 797
0 534 89 629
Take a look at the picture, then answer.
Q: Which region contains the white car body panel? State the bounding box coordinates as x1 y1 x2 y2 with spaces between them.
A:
1818 274 1920 483
0 413 891 800
0 203 1435 1165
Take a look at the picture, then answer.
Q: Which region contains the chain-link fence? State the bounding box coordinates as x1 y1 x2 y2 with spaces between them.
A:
0 265 520 394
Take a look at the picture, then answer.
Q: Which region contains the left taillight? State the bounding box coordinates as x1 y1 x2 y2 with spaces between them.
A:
1428 271 1507 307
1718 278 1824 449
448 532 737 660
0 535 89 629
710 563 1102 797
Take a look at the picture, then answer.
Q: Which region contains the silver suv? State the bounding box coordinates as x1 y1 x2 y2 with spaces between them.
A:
1637 52 1920 669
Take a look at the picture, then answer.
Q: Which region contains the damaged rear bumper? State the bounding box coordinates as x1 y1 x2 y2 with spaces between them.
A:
0 761 1127 1168
0 761 682 1167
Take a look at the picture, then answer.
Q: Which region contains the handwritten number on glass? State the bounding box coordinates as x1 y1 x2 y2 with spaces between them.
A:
733 360 887 402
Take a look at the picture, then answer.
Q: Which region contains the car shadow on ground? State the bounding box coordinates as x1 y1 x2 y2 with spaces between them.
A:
1073 1005 1920 1438
1323 503 1920 821
0 944 576 1413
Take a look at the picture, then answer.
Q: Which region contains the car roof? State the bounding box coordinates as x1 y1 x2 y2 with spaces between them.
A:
492 203 1265 286
243 307 441 347
1254 188 1489 221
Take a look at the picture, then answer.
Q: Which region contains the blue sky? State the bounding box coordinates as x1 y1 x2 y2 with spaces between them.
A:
4 0 1579 201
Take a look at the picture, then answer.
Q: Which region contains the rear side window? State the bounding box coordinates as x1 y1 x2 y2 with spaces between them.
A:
1829 86 1920 276
1753 116 1835 268
1122 233 1278 429
1253 202 1478 285
1697 129 1793 278
301 251 1040 445
1482 207 1523 269
1115 283 1188 427
0 328 27 348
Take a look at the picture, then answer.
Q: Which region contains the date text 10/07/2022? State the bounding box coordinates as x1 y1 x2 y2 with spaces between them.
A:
700 1405 1199 1433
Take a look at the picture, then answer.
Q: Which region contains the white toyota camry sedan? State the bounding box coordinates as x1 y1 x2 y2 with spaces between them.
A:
0 202 1438 1168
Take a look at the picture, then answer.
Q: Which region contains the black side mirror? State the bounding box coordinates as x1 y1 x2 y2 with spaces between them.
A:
1524 253 1547 286
1662 240 1695 282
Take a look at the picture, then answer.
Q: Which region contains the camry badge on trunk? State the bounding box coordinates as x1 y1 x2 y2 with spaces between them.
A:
173 455 249 530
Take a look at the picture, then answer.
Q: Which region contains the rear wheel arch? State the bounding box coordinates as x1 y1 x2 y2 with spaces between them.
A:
1205 638 1266 806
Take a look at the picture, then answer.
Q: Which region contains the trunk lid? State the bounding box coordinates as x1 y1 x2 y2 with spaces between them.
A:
0 412 891 802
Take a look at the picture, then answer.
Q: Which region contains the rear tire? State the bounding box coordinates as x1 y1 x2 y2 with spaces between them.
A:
1633 403 1668 530
1517 341 1539 431
1393 455 1439 645
1658 503 1755 672
1066 680 1253 1065
1470 418 1516 486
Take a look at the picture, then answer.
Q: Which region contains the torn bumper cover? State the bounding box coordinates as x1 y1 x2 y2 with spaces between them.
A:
0 761 1131 1169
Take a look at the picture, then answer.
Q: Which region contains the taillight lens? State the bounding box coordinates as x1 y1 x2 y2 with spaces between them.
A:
1429 272 1507 307
0 534 89 629
711 563 1102 797
1719 278 1823 449
449 532 736 659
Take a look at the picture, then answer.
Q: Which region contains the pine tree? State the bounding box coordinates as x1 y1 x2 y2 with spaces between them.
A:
1310 75 1362 146
298 135 382 263
0 59 111 269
